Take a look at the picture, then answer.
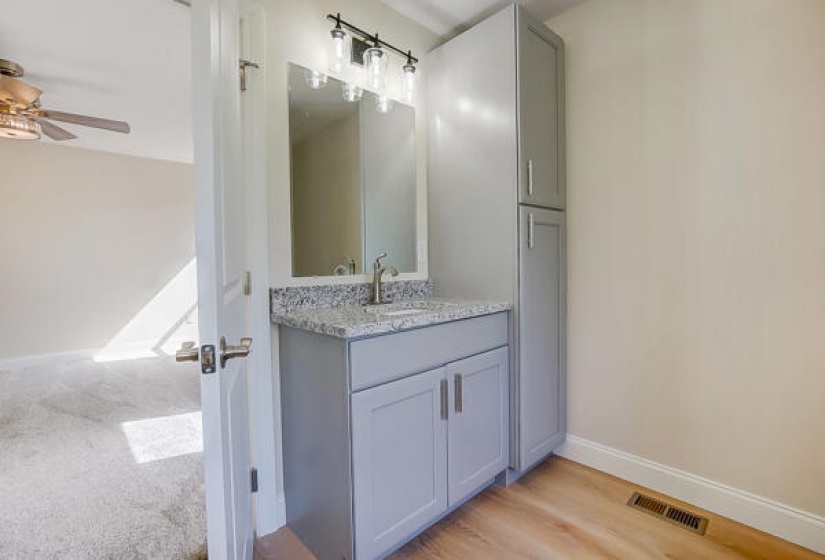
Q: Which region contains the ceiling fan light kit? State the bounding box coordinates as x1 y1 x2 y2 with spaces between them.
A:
0 58 131 142
0 112 40 140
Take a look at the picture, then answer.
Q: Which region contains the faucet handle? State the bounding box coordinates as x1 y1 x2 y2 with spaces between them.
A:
373 251 388 269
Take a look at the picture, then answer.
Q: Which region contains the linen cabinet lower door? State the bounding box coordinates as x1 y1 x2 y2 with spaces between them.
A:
518 206 566 471
351 367 448 559
447 347 509 507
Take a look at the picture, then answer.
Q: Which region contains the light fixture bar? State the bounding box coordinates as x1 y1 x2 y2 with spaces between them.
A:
325 13 419 65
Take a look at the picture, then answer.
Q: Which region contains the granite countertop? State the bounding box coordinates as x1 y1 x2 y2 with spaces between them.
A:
271 297 511 339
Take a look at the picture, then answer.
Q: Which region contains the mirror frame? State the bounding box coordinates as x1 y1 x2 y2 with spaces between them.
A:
282 61 428 286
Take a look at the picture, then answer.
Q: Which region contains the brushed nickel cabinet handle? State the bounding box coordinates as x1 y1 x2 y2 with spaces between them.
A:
528 213 535 249
527 159 534 196
440 379 448 420
454 373 463 413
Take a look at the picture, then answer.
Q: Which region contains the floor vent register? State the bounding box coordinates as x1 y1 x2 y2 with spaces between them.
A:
627 491 709 535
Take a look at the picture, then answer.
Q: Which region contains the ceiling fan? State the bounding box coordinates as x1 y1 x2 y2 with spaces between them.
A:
0 58 130 141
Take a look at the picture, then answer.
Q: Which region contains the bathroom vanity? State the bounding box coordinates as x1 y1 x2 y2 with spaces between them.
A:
273 293 510 559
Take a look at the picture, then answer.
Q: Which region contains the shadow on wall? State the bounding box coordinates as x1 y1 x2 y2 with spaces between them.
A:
95 258 199 362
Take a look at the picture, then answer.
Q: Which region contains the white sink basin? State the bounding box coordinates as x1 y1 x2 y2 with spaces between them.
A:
377 308 427 317
362 300 458 317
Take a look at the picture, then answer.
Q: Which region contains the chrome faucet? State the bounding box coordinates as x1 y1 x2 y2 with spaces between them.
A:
370 252 398 304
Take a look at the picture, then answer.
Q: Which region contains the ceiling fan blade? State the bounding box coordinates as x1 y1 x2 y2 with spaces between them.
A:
32 117 77 141
0 75 42 107
39 109 130 134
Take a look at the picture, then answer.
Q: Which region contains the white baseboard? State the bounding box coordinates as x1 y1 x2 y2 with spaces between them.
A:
0 348 97 372
557 435 825 554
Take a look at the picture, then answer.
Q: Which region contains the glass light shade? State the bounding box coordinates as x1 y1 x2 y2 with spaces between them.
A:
363 46 388 91
329 27 350 74
304 69 328 90
0 113 40 140
341 83 363 102
376 95 393 114
402 63 416 103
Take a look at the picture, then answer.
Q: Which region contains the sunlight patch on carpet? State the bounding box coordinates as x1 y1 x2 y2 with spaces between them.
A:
121 411 203 464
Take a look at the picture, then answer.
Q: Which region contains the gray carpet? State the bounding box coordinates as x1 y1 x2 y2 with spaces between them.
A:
0 355 206 559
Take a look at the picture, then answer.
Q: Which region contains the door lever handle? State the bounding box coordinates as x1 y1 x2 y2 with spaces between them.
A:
220 337 252 368
176 341 199 363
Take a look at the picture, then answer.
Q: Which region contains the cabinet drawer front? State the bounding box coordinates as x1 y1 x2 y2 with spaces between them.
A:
349 312 509 391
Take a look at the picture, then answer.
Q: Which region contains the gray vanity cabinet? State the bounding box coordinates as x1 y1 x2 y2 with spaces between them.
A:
518 14 565 210
280 313 509 560
351 367 448 560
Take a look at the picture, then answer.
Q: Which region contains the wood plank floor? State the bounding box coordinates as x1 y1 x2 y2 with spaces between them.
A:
255 457 823 560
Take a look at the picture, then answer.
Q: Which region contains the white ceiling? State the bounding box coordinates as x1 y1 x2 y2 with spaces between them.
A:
381 0 584 38
0 0 192 163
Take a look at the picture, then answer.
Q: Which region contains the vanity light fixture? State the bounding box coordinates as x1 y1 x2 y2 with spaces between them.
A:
304 69 328 89
328 13 350 74
324 13 419 101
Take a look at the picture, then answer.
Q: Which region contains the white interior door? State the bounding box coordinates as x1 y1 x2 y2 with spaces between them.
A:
191 0 254 558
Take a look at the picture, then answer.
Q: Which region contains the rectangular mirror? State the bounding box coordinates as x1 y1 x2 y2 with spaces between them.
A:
288 62 417 278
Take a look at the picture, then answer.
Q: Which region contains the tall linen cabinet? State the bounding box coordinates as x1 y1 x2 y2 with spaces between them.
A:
428 4 566 474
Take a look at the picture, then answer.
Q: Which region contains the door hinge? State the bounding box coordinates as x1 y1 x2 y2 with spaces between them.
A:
243 270 252 296
250 467 258 493
239 59 260 92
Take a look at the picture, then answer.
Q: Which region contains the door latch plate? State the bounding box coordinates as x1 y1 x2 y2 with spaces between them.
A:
201 344 216 374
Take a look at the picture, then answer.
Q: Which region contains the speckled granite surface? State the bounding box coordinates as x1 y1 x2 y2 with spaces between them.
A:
270 280 433 313
271 298 511 339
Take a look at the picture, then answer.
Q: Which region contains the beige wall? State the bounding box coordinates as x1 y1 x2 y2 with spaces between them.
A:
548 0 825 516
0 141 194 360
292 113 362 276
261 0 441 284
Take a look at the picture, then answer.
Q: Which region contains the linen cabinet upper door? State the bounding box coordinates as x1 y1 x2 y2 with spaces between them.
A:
518 15 565 210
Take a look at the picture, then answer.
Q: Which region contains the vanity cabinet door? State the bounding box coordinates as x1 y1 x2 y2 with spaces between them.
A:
518 206 566 471
447 347 509 507
518 11 565 210
352 367 448 559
